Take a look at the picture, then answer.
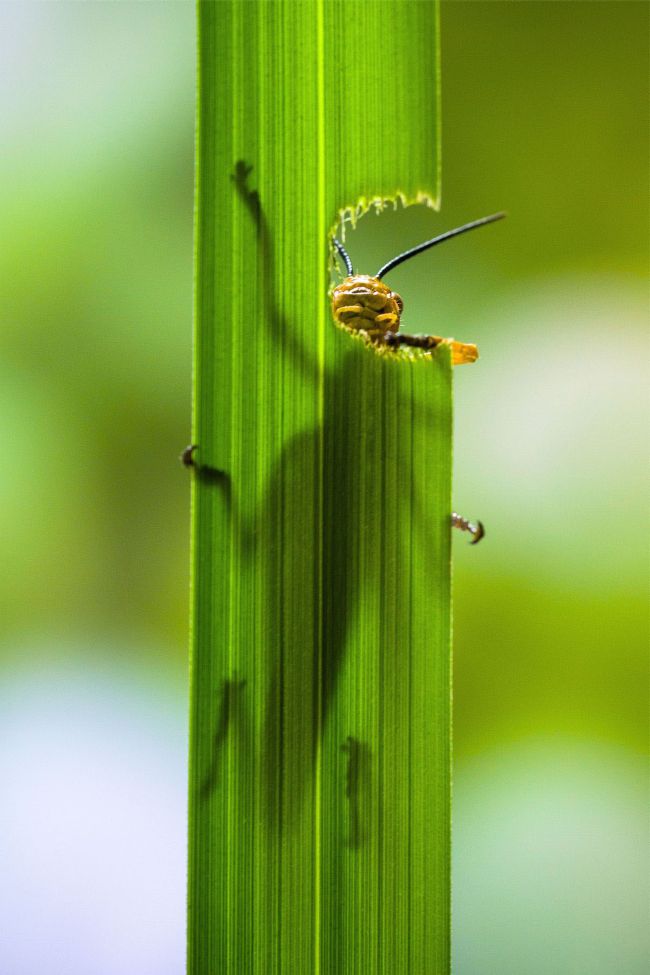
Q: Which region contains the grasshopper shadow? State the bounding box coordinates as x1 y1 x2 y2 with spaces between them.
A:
225 162 443 833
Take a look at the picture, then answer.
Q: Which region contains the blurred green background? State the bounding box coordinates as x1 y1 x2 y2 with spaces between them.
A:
0 3 647 973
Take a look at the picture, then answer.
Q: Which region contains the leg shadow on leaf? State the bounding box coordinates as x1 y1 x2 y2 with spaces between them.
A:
199 676 249 802
342 736 372 849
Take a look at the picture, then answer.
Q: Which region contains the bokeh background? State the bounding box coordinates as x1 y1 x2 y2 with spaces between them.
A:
1 3 647 973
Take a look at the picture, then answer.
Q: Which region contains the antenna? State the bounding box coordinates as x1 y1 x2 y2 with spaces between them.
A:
375 212 506 280
332 237 354 276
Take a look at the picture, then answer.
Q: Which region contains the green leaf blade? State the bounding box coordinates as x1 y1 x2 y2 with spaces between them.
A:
190 2 448 973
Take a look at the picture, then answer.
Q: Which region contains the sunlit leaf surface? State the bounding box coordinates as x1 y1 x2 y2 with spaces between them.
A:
189 3 449 972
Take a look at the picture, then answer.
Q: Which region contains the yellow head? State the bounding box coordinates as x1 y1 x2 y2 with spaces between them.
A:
330 275 403 341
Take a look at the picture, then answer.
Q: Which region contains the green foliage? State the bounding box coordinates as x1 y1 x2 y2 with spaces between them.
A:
189 2 449 972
